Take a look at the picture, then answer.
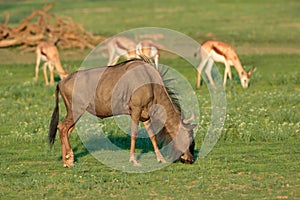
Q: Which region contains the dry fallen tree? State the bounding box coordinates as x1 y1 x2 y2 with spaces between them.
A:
0 3 105 51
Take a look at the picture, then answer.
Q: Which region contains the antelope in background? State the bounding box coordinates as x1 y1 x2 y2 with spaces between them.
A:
35 41 68 85
105 36 137 66
103 36 162 67
136 39 164 68
195 40 256 89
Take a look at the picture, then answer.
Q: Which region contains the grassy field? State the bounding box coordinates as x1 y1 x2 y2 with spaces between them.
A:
0 0 300 199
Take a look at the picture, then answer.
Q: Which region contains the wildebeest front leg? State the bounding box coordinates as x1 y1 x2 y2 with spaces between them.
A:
57 119 74 167
143 120 167 163
129 109 141 166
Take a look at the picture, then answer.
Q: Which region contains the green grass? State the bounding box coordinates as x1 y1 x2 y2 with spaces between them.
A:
0 0 300 199
0 55 299 199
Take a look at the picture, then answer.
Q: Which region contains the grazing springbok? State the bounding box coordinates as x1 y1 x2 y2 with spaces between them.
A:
194 40 256 89
49 57 195 167
35 41 68 85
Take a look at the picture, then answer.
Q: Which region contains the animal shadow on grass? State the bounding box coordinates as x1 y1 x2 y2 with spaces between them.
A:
57 143 90 163
58 133 156 163
77 135 198 164
57 124 199 164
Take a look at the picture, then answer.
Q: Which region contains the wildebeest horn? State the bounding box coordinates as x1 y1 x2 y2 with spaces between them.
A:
183 112 195 124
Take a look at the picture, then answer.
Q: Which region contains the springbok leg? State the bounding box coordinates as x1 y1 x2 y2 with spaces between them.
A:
205 58 216 89
197 56 209 89
49 63 55 86
43 62 49 85
35 51 41 83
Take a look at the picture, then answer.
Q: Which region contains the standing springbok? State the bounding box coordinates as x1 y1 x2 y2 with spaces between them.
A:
103 36 162 67
136 39 163 68
194 40 256 89
49 57 195 167
35 41 68 85
105 36 138 66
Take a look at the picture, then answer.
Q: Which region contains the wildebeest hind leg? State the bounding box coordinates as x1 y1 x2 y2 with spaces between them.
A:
57 118 75 167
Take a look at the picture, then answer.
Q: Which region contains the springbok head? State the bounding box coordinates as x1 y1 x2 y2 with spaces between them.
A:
240 67 257 88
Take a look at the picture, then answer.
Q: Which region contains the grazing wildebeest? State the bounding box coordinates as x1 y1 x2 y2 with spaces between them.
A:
49 57 195 167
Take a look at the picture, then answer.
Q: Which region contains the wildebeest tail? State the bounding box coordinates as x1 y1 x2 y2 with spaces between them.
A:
48 84 60 148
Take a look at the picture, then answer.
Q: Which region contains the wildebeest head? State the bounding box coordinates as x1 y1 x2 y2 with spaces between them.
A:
178 118 196 164
156 112 196 164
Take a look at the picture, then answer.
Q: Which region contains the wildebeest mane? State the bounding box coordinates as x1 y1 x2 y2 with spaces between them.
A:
138 55 182 113
108 54 155 68
107 56 183 155
108 56 181 113
157 65 182 114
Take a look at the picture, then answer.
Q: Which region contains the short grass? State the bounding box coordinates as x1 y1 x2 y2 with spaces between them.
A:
0 0 299 199
0 54 299 199
1 0 300 52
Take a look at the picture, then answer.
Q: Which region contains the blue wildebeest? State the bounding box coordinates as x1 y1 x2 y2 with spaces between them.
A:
48 57 195 167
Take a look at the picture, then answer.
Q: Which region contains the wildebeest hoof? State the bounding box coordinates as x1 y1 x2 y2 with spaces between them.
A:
129 156 141 167
157 158 167 164
63 153 74 167
155 151 167 163
63 160 74 168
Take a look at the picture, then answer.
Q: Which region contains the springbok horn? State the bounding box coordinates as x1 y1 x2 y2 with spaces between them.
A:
248 67 257 76
183 112 195 124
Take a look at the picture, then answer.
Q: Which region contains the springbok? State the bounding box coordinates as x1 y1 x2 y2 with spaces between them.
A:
49 57 195 167
103 36 161 67
104 36 137 66
194 40 256 89
35 41 68 85
136 39 162 68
